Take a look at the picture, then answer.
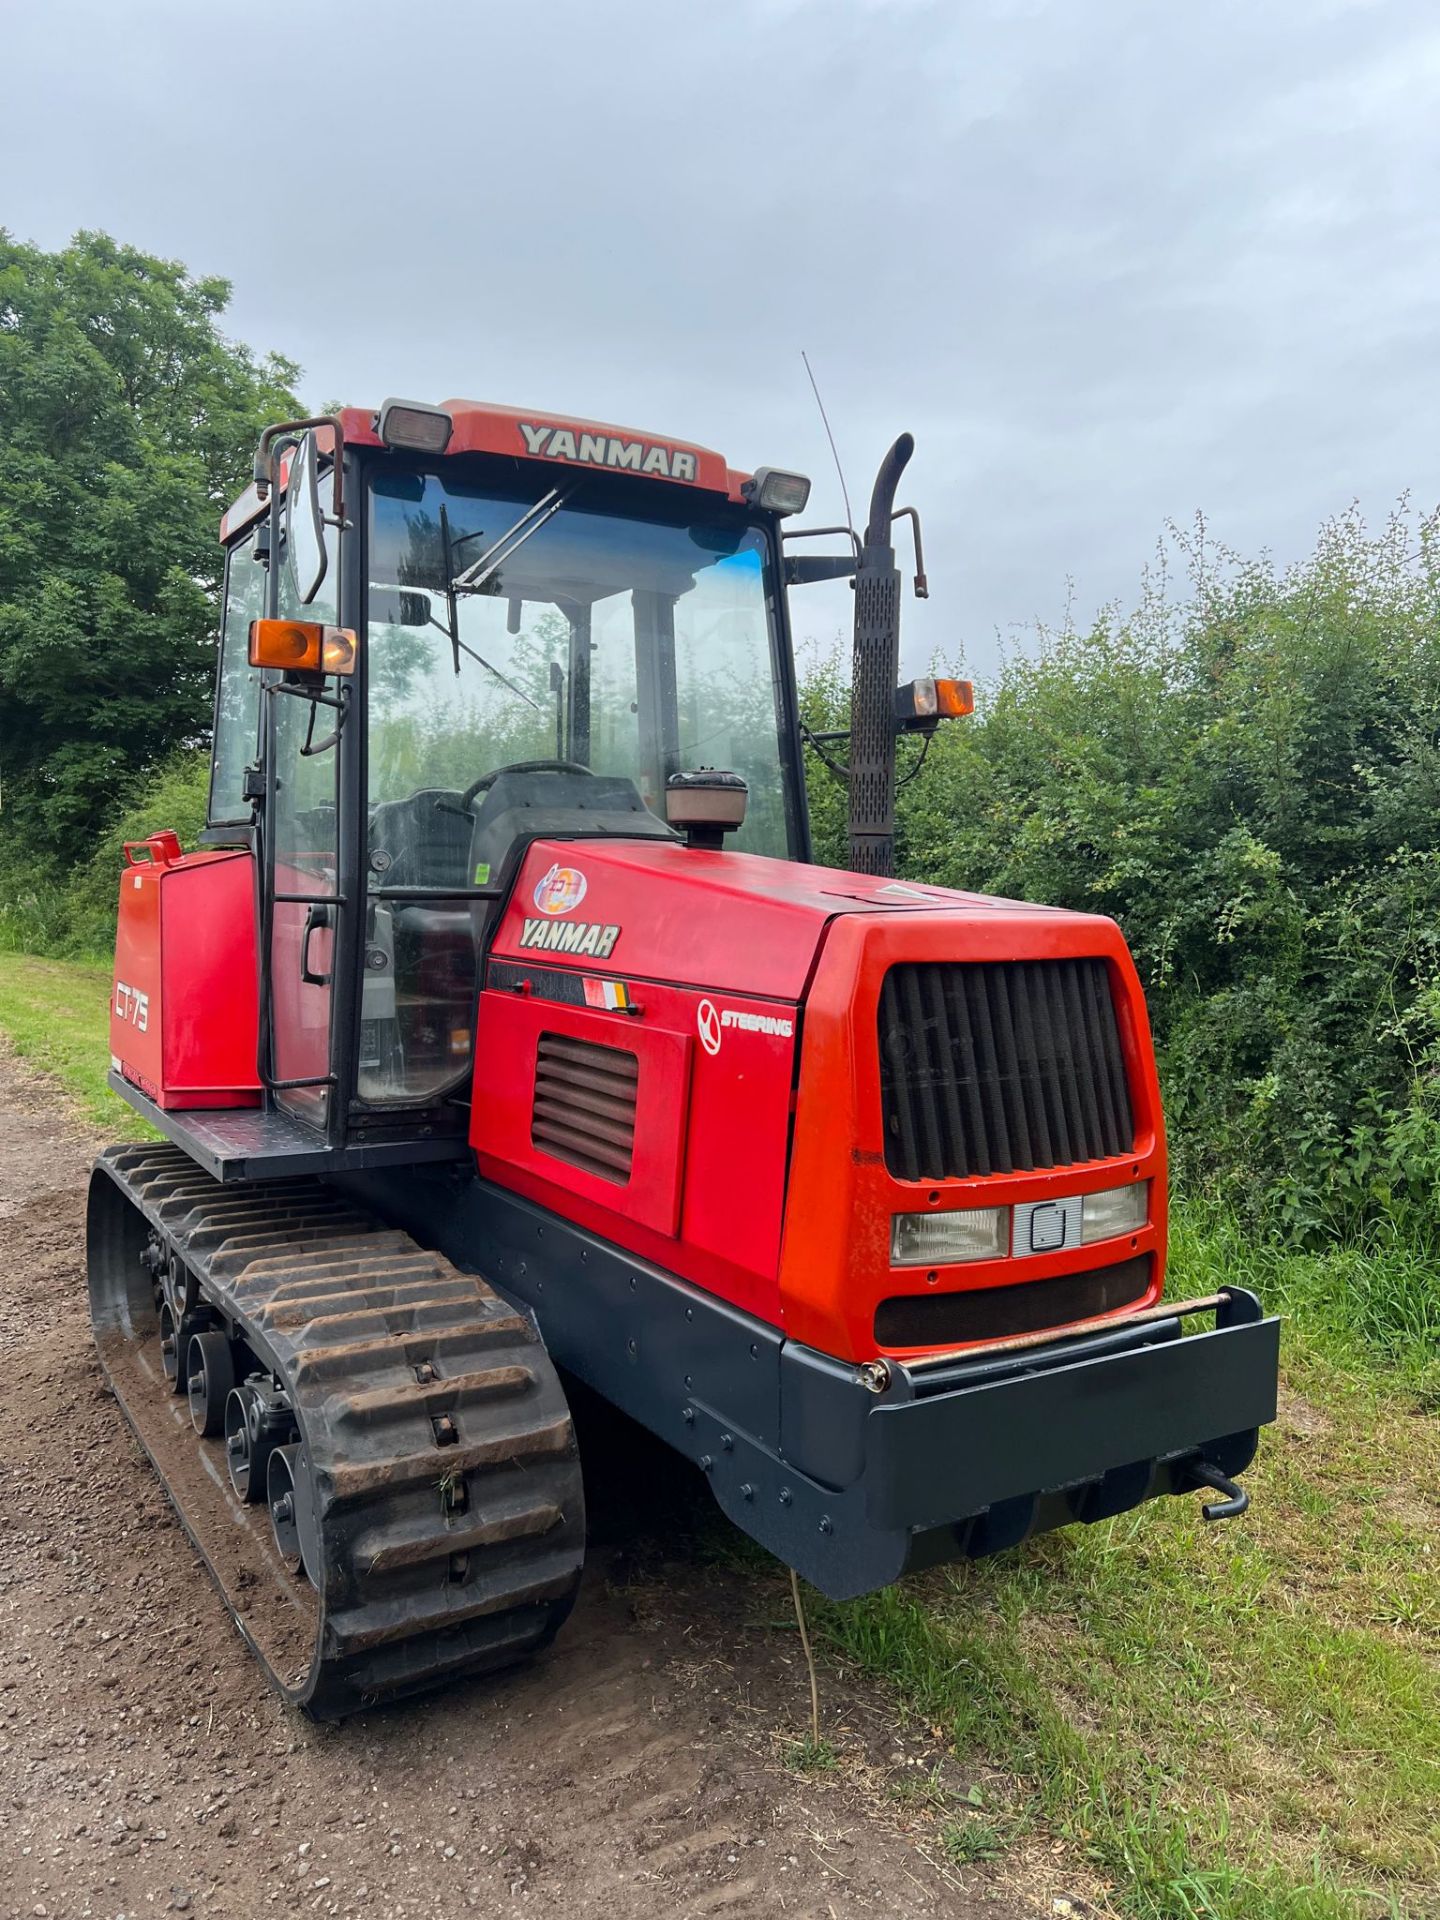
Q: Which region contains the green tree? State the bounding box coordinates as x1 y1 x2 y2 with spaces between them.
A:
0 230 299 873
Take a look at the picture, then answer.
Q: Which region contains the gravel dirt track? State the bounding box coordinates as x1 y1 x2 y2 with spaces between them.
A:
0 1045 1032 1920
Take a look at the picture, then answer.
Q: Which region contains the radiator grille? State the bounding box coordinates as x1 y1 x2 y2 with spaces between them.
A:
878 958 1134 1180
875 1254 1151 1349
532 1033 638 1184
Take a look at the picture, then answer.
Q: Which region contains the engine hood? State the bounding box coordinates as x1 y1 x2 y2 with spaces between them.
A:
490 838 1092 1002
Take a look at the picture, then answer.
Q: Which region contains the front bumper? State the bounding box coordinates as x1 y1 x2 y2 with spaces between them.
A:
695 1287 1279 1599
353 1171 1280 1607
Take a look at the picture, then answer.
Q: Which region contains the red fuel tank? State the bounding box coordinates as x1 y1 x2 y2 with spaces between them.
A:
111 835 261 1110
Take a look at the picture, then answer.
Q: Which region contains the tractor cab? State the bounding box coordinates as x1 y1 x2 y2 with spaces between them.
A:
200 400 814 1155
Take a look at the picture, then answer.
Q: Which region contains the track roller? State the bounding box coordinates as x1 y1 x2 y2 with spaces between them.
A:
186 1330 236 1437
267 1444 319 1585
223 1378 288 1502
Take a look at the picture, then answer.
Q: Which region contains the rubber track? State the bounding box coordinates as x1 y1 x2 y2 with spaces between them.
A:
87 1142 585 1718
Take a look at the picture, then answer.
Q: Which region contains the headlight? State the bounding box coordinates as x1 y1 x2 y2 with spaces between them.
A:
891 1208 1007 1266
1081 1181 1149 1244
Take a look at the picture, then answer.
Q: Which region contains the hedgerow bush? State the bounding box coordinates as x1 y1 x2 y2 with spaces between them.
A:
804 503 1440 1246
0 751 209 955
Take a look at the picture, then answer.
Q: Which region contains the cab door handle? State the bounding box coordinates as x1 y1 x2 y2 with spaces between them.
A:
301 903 334 986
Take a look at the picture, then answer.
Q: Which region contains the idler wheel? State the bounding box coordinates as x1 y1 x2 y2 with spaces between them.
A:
267 1444 319 1586
187 1331 236 1438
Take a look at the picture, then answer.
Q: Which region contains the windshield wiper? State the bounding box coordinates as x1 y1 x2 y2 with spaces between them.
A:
433 503 540 709
451 484 577 595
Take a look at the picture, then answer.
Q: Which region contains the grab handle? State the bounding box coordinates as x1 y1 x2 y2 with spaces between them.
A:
301 903 334 986
123 831 183 868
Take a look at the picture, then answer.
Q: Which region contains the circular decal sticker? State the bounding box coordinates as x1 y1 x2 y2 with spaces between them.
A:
697 999 722 1056
533 863 588 915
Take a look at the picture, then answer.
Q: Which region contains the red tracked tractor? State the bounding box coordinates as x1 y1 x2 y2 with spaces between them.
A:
88 398 1279 1716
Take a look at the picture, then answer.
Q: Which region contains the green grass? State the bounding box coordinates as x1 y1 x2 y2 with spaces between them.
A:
0 949 153 1131
783 1734 838 1773
1169 1208 1440 1401
0 950 1435 1915
813 1293 1439 1919
940 1810 1009 1865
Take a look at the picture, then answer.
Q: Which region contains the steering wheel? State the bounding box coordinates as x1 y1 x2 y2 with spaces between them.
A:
458 759 595 814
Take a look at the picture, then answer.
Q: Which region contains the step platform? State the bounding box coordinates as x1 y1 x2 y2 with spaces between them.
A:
107 1072 470 1184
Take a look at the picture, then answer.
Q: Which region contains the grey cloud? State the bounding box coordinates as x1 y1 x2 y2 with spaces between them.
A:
4 0 1438 670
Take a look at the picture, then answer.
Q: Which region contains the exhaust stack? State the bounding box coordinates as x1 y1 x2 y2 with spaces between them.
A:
847 433 914 876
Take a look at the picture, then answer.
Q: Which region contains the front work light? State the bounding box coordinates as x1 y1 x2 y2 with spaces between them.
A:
249 619 359 676
891 1207 1007 1266
746 467 812 516
1081 1182 1149 1244
376 398 453 455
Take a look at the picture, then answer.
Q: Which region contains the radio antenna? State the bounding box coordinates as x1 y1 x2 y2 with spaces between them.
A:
801 349 855 538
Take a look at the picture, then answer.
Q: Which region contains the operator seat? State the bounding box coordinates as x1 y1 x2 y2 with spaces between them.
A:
467 766 675 897
357 770 673 1109
367 788 474 889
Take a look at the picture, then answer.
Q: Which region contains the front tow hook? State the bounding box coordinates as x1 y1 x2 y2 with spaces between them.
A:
1186 1460 1250 1522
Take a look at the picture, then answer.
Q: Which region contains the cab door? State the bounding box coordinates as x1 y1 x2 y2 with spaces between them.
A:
263 432 344 1129
266 684 340 1127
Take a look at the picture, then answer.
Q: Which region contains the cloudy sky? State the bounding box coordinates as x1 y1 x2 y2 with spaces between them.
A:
5 0 1438 672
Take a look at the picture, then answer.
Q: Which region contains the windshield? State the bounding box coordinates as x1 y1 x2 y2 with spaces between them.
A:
365 469 798 859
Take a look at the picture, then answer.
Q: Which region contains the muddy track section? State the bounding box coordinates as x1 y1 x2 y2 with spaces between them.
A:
0 1045 1034 1920
90 1144 587 1716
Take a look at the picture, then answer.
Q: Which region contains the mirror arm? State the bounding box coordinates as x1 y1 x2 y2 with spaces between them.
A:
253 414 345 523
781 525 863 589
890 505 928 599
781 524 863 558
786 555 859 587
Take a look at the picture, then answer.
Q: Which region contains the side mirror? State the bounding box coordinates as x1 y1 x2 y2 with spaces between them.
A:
895 677 973 733
286 430 328 605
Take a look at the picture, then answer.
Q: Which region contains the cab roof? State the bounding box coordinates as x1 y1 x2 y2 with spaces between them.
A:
220 399 750 543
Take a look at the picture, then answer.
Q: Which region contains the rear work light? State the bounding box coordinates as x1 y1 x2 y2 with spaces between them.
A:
249 619 358 676
891 1208 1007 1266
376 398 453 454
1081 1181 1149 1244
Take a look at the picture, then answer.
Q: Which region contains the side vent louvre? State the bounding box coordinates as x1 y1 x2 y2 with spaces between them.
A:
532 1033 638 1184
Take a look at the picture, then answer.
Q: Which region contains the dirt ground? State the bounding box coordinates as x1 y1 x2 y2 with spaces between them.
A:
0 1045 1040 1920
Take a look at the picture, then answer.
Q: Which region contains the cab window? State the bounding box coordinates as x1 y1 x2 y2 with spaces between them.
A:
209 535 267 826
